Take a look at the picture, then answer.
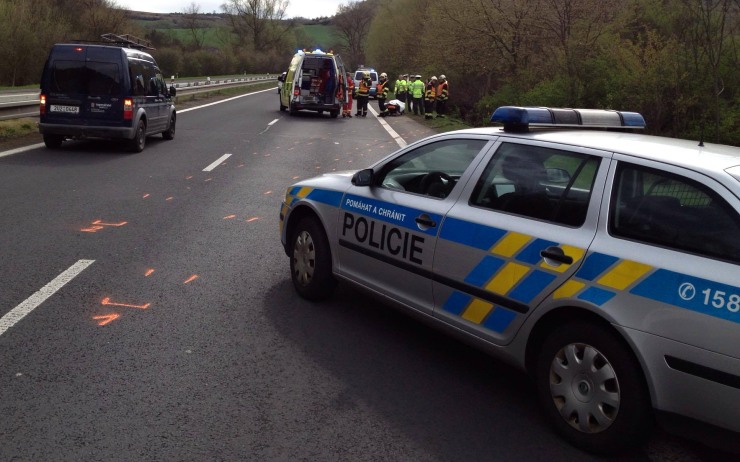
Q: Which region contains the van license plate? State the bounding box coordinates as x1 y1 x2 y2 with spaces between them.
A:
50 105 79 114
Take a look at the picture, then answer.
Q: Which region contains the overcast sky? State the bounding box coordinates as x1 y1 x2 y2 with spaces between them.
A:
118 0 344 18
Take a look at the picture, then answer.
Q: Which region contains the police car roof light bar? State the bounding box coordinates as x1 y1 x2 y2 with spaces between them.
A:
491 106 646 132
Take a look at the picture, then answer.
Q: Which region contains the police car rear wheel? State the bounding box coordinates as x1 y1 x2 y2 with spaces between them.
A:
290 217 336 300
535 321 652 453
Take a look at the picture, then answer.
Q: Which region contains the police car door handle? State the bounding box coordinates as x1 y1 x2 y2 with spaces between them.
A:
415 214 437 228
541 247 573 265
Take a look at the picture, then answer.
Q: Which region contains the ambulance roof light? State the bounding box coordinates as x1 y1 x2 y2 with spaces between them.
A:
490 106 646 132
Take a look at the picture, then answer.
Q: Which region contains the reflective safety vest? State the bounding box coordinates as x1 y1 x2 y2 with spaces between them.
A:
357 78 371 96
411 79 425 98
437 81 449 101
425 82 437 101
377 80 390 99
395 78 407 93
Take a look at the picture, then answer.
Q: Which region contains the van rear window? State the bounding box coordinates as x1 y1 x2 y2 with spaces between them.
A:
50 60 121 95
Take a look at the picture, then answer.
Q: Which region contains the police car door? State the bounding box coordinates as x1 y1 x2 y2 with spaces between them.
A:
338 137 491 314
433 140 609 343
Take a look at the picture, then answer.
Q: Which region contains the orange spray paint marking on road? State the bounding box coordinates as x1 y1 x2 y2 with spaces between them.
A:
292 176 300 180
143 193 150 199
81 219 127 232
186 175 193 180
263 191 272 195
101 297 150 309
81 226 105 233
246 217 261 223
145 269 155 277
93 313 120 326
224 215 236 220
92 220 127 227
166 197 174 201
183 275 199 284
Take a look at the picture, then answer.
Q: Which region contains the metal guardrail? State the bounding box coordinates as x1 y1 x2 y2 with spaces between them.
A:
0 75 277 121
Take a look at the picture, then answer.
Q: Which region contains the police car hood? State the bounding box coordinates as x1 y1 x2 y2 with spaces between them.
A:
297 170 356 188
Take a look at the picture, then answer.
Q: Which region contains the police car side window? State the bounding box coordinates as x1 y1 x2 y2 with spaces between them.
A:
470 143 599 226
377 139 487 198
610 163 740 264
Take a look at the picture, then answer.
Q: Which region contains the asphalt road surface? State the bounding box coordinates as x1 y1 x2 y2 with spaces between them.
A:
0 89 732 461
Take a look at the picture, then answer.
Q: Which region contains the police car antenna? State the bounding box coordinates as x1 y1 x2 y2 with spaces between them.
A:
100 33 155 50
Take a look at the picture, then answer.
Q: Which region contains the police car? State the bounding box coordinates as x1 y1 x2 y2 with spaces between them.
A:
279 106 740 453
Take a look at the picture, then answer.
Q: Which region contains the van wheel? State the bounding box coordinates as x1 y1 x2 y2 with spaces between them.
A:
330 110 339 118
43 135 64 149
289 104 297 115
130 120 146 152
535 321 652 454
289 216 336 300
280 102 286 112
162 114 176 140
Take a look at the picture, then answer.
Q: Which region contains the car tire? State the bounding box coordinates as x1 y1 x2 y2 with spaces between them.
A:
289 216 336 301
130 119 146 152
43 134 64 149
330 109 339 118
535 321 652 454
162 113 176 140
289 103 297 116
280 102 286 112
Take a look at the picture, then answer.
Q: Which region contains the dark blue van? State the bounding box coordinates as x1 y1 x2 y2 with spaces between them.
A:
39 35 176 152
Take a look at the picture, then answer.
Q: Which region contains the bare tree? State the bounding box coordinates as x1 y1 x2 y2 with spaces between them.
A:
76 0 131 40
221 0 293 50
334 0 378 68
677 0 738 141
183 2 207 50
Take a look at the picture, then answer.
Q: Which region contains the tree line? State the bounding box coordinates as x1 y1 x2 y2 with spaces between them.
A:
0 0 737 144
357 0 739 145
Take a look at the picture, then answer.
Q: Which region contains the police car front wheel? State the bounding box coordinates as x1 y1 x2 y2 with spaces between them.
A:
535 321 652 454
290 217 336 300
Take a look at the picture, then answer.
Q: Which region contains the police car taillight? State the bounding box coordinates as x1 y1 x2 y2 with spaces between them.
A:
293 85 300 96
39 94 46 116
123 98 133 120
491 106 646 132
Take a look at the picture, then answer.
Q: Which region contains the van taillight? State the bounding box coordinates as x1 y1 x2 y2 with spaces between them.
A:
123 98 133 120
293 86 300 96
39 94 46 116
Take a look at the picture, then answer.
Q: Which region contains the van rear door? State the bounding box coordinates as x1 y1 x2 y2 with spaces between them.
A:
42 45 124 126
83 46 126 125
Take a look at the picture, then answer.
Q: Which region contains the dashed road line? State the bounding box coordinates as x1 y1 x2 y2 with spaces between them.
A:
0 259 95 337
203 153 232 172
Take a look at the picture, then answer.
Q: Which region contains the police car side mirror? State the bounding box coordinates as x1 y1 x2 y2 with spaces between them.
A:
169 86 177 97
352 169 373 186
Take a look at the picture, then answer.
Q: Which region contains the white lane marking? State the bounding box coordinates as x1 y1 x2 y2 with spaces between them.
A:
203 153 232 172
0 143 45 158
0 259 95 337
178 87 274 113
368 106 407 148
259 118 280 135
1 89 276 157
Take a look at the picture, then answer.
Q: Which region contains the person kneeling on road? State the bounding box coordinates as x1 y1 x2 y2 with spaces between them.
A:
381 99 405 116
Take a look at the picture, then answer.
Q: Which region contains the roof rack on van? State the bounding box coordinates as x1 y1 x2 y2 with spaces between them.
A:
100 33 154 51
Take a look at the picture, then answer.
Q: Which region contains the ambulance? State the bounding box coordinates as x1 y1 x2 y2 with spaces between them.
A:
279 49 347 118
